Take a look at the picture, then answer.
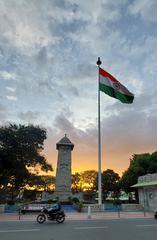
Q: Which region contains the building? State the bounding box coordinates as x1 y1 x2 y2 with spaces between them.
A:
132 173 157 211
54 134 74 202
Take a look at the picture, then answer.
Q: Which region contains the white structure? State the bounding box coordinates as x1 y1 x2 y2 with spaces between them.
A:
132 173 157 211
54 135 74 202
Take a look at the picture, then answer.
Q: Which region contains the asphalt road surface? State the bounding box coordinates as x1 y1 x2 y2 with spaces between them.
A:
0 218 157 240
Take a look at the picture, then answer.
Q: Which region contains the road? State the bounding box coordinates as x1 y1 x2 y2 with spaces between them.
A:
0 218 157 240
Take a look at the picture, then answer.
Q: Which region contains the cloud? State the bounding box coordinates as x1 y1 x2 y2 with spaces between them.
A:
53 112 97 150
0 71 16 80
128 0 157 22
18 111 39 122
6 95 17 101
6 86 16 92
101 90 157 161
54 114 75 134
0 0 55 53
0 103 7 124
35 47 50 67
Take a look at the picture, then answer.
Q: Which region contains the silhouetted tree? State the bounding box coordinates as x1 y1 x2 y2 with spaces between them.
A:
80 170 97 192
27 175 55 191
0 124 52 199
120 153 151 193
101 169 120 200
71 172 81 192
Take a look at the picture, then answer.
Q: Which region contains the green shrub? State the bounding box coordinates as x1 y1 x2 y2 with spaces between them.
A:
72 197 80 204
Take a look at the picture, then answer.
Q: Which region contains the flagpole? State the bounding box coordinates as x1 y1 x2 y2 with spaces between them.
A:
97 57 102 205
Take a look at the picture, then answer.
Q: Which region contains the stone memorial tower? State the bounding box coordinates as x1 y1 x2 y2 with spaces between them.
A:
54 134 74 202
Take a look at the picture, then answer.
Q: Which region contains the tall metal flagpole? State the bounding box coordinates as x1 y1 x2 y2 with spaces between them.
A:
97 57 102 205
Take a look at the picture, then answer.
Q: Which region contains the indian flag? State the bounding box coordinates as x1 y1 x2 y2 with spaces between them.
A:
99 67 134 104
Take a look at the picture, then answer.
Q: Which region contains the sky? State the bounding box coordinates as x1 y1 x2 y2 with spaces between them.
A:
0 0 157 176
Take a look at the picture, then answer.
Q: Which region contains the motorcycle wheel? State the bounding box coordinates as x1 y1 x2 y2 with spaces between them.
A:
37 214 46 224
56 214 65 223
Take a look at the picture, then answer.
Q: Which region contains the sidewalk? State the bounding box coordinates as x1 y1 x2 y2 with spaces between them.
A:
67 211 154 220
0 211 154 222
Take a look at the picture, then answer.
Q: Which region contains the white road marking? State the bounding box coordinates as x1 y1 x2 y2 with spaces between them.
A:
0 229 40 233
136 225 157 227
75 226 108 230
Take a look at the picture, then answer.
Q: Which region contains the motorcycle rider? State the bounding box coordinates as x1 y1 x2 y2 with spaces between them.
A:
47 202 61 214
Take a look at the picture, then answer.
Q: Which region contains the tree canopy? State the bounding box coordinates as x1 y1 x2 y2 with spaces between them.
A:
80 170 97 192
0 124 52 192
101 169 120 200
72 170 97 192
71 172 81 192
26 175 55 191
120 152 157 193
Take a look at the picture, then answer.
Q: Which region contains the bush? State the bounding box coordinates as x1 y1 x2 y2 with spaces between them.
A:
76 202 83 212
72 197 80 204
71 197 83 212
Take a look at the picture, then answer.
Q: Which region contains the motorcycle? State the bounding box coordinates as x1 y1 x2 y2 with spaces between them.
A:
37 205 65 224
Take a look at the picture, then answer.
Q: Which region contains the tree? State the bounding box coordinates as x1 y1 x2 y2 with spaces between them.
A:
0 124 52 198
72 171 98 192
26 175 55 191
148 151 157 173
80 170 97 192
101 169 120 200
120 153 151 193
71 172 81 192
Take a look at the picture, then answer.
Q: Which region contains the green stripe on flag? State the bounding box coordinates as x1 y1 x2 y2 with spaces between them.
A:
99 83 134 104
